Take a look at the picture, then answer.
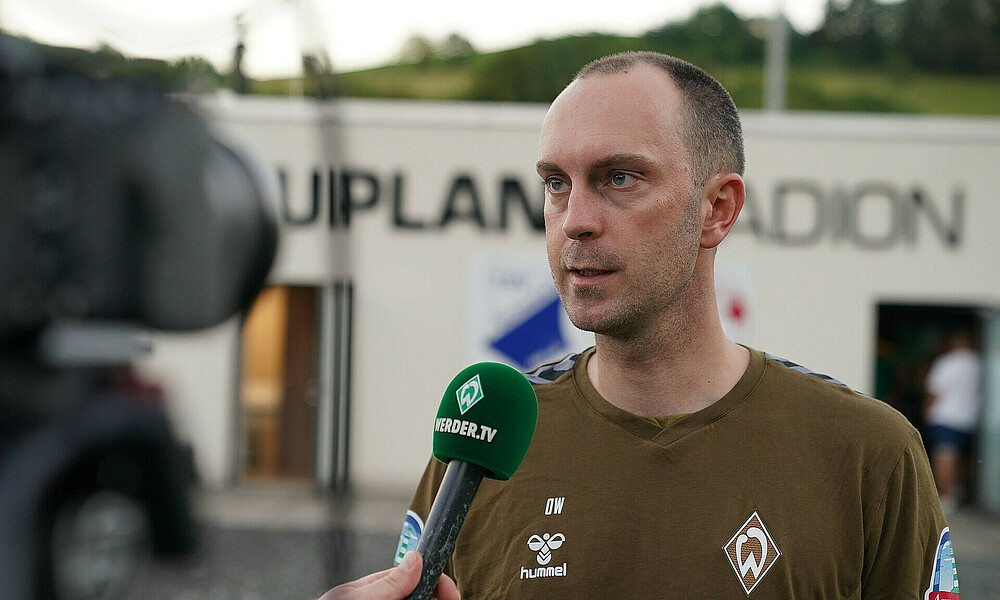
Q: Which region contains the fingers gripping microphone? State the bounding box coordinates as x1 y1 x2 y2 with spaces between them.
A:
405 363 538 600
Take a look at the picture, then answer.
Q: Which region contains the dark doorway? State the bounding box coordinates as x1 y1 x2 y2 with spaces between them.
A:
874 302 984 504
239 286 319 481
874 303 981 431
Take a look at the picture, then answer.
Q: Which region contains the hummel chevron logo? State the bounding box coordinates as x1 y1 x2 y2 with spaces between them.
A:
519 532 568 580
527 532 565 565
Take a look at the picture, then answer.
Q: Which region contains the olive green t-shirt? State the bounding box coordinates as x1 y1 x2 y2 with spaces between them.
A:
406 348 957 599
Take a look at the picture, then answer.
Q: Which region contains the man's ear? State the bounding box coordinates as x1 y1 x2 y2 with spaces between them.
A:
701 173 745 249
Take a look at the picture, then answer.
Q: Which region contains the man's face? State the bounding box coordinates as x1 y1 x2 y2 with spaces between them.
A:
537 64 704 337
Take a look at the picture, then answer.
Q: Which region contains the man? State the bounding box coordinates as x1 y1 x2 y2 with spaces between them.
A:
396 52 956 598
924 328 982 512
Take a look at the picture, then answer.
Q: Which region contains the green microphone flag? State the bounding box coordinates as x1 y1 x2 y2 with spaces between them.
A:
432 362 538 480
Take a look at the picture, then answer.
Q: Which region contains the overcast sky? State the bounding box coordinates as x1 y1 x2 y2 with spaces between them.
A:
1 0 836 77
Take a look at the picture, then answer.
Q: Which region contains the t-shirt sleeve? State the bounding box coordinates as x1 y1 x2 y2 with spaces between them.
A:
861 431 955 599
408 456 446 520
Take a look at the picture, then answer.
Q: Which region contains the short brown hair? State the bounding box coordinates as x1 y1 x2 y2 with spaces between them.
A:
575 51 744 189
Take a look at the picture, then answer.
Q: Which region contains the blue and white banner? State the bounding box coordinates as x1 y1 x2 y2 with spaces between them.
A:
466 253 592 370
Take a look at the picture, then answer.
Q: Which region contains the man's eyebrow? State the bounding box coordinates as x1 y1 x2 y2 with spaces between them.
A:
535 160 561 175
591 153 657 171
535 153 657 176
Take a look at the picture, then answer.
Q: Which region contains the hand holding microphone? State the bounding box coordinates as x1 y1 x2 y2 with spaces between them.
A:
316 552 459 600
315 362 536 600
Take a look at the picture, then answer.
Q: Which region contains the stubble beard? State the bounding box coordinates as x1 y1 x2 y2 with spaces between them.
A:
554 193 703 340
560 281 645 338
550 242 637 337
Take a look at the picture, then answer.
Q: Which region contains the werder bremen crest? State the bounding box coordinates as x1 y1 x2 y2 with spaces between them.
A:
723 511 781 595
456 374 485 414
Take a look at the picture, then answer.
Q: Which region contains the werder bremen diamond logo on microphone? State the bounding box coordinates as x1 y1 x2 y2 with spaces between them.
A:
456 374 485 414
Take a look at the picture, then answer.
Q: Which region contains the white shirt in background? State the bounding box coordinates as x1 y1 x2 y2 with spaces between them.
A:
925 348 982 432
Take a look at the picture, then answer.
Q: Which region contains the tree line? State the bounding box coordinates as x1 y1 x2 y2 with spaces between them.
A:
464 0 1000 103
13 0 1000 109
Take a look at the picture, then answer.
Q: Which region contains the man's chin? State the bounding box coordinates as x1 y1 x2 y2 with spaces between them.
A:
565 296 651 337
566 309 628 337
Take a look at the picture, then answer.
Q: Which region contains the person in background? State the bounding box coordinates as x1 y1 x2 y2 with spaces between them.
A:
925 327 982 512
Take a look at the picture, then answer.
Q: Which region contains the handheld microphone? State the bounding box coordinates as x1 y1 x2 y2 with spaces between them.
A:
404 362 538 600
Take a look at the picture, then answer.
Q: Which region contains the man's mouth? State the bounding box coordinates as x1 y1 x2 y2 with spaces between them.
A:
570 268 611 276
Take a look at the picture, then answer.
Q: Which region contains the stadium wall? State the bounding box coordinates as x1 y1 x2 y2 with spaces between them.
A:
136 96 1000 507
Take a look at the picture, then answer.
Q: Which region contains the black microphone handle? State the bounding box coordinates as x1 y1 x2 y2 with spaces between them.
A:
405 460 486 600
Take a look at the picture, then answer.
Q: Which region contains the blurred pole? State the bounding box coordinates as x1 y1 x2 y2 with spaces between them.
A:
764 4 788 112
979 312 1000 511
232 14 248 94
294 0 336 98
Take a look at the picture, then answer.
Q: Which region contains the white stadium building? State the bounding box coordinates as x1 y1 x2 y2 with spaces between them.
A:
136 95 1000 510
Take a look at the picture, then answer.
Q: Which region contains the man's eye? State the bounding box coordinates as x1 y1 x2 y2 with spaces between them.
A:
546 177 568 192
610 172 636 187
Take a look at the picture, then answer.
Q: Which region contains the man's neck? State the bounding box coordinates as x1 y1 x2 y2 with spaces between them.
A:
587 303 750 417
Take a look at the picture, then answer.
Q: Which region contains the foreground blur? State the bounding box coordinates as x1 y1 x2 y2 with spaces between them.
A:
0 34 276 599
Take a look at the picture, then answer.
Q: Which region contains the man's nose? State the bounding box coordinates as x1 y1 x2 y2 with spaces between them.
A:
562 186 605 241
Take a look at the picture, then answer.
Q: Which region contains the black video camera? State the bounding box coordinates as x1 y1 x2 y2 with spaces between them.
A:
0 34 277 600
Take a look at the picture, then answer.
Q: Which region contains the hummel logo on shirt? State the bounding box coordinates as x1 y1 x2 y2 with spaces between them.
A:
527 532 565 565
520 532 568 580
723 511 781 595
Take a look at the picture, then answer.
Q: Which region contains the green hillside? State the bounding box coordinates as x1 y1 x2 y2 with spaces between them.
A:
303 47 1000 116
323 1 1000 115
15 0 1000 116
